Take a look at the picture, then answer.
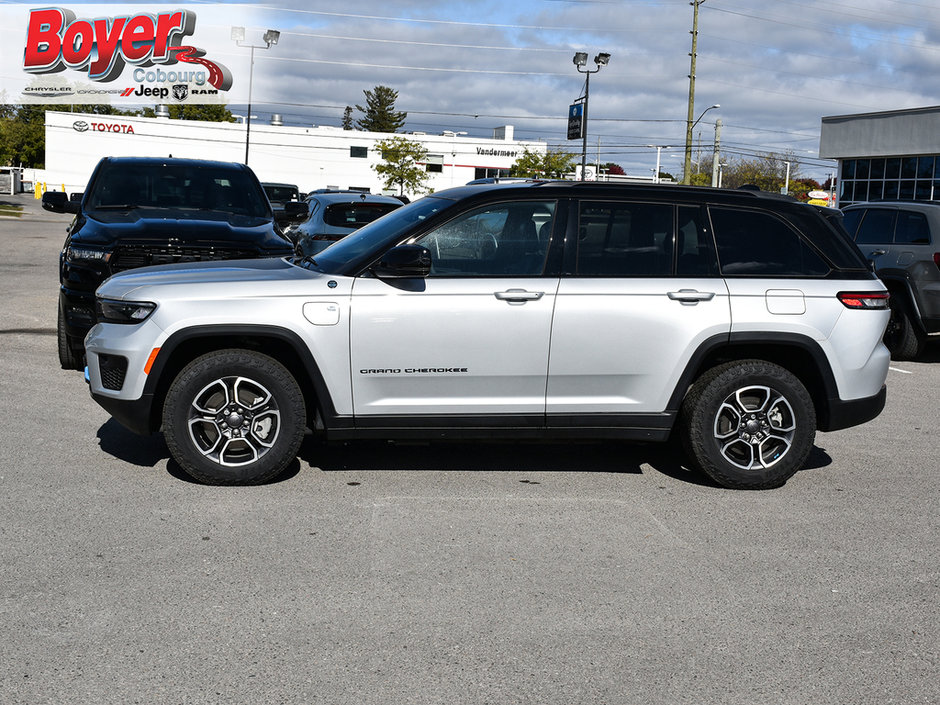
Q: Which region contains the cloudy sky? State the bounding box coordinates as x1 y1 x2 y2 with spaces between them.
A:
217 0 940 182
5 0 940 181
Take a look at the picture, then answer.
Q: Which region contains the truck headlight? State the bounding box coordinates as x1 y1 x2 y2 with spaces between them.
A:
96 298 156 324
67 246 112 263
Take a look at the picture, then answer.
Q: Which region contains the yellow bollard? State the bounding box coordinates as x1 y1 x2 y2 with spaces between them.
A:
34 182 41 199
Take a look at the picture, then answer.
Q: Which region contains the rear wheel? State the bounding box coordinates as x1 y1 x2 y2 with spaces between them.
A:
163 350 306 485
884 296 925 361
680 360 816 490
57 298 83 371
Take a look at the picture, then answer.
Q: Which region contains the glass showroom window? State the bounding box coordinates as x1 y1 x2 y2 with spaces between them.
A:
839 155 938 206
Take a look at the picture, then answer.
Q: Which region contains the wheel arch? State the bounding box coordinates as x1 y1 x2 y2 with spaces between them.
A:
668 332 839 431
143 325 335 434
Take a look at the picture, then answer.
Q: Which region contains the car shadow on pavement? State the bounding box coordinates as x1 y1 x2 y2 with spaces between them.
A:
95 419 833 488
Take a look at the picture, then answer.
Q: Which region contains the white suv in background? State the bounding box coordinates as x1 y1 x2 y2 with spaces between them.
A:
83 182 890 490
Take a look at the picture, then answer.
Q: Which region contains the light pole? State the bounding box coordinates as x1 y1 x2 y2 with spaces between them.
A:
683 103 718 184
648 145 669 184
232 27 280 166
573 51 610 181
443 130 467 185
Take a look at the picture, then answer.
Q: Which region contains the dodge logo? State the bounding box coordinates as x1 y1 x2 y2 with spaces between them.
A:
72 120 89 132
172 84 189 102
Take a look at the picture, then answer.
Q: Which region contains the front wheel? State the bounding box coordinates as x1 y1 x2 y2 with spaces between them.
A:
57 297 83 371
163 350 306 485
680 360 816 490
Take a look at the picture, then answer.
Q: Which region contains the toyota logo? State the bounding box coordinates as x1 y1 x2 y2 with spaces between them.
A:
72 121 89 132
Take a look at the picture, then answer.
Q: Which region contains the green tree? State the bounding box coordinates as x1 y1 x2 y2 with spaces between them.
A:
356 86 407 133
509 147 575 179
372 135 430 196
342 106 353 130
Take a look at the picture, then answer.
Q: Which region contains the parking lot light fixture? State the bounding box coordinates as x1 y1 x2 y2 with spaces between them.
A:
573 50 611 181
232 27 280 165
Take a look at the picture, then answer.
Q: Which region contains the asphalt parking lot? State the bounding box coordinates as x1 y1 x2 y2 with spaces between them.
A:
0 191 937 705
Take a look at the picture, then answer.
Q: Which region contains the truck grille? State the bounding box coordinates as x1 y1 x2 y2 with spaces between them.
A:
109 246 258 273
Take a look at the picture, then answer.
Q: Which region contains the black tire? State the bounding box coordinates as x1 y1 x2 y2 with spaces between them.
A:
884 296 925 361
679 360 816 490
57 298 83 371
163 350 306 485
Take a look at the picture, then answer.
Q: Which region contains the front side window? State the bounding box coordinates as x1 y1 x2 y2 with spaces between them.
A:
412 200 555 276
576 201 673 276
710 207 829 276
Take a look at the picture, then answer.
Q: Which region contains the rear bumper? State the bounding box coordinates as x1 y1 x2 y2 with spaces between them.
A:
819 385 887 432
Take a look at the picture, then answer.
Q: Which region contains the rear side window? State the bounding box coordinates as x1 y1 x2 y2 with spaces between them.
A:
676 205 719 276
577 201 673 276
710 207 830 276
895 211 932 245
855 209 897 245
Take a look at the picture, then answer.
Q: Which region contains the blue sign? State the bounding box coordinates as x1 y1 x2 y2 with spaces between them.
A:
567 102 583 140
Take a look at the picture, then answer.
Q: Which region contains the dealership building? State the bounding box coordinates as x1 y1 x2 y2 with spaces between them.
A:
819 105 940 207
42 109 547 197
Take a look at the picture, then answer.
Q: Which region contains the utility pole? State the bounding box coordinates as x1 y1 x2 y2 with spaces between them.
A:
683 0 706 185
711 118 722 187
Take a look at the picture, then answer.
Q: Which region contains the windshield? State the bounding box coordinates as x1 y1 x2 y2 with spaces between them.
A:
312 195 456 272
322 202 400 228
87 162 271 217
264 185 298 202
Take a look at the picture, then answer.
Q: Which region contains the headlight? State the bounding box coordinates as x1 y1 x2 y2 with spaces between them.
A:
96 298 156 324
67 246 112 263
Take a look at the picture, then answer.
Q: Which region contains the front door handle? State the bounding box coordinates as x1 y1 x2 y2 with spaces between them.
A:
494 289 544 304
667 289 716 304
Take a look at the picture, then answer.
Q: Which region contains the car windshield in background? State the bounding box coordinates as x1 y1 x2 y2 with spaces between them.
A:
264 186 298 202
311 195 456 272
87 163 270 218
323 203 400 229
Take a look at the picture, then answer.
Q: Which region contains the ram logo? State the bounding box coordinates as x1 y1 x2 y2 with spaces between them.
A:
172 84 189 102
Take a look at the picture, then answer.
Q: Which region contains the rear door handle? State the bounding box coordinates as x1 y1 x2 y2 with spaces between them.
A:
869 250 887 257
667 289 716 304
495 289 544 304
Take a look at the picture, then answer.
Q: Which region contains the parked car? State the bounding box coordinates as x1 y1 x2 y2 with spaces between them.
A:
841 201 940 359
293 191 403 256
43 157 295 370
83 182 890 489
261 182 306 228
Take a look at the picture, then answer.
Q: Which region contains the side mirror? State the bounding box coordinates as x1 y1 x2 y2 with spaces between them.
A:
372 245 431 278
42 191 69 213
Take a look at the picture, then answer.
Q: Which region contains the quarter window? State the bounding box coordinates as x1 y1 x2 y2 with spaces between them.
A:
895 211 931 245
710 207 830 276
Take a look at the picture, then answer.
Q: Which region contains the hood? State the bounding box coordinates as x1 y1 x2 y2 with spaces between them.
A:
76 208 291 251
98 257 327 301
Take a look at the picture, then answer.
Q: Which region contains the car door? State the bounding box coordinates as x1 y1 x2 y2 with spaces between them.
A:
350 199 560 420
547 201 731 419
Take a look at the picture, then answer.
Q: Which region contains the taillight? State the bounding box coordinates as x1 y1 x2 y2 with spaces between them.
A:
837 291 890 309
934 252 939 271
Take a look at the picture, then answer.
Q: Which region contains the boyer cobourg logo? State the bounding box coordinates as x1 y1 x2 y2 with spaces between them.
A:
22 7 232 92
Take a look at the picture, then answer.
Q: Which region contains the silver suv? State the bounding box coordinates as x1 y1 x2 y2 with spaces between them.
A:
841 201 940 359
83 183 890 490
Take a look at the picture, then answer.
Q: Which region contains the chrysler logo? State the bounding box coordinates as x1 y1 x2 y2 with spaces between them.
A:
72 121 89 132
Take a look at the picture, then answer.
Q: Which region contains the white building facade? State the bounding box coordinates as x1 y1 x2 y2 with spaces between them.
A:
43 110 546 198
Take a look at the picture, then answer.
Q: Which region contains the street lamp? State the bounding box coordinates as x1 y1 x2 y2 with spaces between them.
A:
573 51 611 181
232 26 280 165
443 130 468 185
647 145 669 184
683 103 718 185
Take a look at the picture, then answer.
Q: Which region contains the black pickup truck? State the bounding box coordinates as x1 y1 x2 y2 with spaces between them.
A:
43 157 302 370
